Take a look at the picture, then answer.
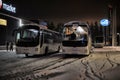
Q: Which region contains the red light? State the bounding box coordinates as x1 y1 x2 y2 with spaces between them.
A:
0 0 2 9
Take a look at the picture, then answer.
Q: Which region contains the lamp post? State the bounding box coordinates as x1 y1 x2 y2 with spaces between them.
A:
19 19 23 27
112 5 117 46
108 0 118 46
117 33 120 46
100 19 110 46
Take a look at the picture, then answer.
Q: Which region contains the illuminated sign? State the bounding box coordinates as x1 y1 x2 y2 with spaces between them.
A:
100 19 110 27
0 18 7 26
0 0 16 13
3 3 16 13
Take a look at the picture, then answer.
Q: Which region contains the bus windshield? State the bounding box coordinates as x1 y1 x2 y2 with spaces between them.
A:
22 29 38 39
16 29 39 47
62 25 88 47
63 25 88 40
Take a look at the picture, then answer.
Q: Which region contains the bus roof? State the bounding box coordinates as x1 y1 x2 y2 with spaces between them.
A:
18 24 60 34
18 23 48 29
64 21 88 27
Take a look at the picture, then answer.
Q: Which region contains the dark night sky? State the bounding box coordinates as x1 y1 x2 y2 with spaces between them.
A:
3 0 120 24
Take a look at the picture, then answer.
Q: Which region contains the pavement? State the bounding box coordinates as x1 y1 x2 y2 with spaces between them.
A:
0 45 16 50
93 46 120 52
0 45 6 50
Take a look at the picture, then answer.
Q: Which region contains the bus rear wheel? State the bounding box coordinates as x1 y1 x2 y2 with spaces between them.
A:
57 46 61 53
45 47 48 55
25 54 29 57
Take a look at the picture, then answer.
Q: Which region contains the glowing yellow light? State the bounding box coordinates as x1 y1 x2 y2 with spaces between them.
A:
0 18 7 26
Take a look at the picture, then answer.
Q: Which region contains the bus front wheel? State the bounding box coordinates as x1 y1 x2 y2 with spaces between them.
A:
57 46 61 52
45 47 48 55
25 54 29 57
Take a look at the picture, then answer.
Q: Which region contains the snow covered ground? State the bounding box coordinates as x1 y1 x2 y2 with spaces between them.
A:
0 47 120 80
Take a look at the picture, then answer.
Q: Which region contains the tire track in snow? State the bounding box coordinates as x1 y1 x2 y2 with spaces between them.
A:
81 59 94 80
80 54 105 80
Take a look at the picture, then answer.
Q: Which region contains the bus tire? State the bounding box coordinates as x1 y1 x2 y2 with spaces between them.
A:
57 46 61 53
25 54 29 57
45 47 48 55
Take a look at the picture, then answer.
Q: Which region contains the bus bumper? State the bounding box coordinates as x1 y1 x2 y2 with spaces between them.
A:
16 46 40 55
62 47 89 55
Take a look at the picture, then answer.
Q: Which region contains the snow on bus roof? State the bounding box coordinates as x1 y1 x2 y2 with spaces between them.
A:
20 23 48 29
64 21 88 27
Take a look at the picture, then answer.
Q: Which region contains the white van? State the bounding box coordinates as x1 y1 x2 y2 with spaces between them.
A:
94 36 105 48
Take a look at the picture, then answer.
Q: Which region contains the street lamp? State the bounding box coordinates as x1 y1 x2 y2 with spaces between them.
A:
108 0 117 46
117 33 120 46
19 19 23 27
100 19 110 46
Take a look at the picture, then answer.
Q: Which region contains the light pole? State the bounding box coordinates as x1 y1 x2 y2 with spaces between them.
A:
117 33 120 46
19 19 23 27
112 5 117 46
108 0 118 46
100 19 110 46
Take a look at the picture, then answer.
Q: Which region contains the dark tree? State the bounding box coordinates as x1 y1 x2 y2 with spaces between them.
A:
48 22 56 30
55 23 64 32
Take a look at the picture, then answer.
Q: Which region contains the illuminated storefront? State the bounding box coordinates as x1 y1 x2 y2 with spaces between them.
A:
0 0 18 45
0 14 19 45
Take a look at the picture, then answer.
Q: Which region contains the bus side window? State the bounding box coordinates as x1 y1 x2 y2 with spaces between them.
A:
52 33 56 43
44 31 53 44
48 33 53 44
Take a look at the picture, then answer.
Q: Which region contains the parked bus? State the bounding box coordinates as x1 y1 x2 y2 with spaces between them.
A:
62 21 92 55
14 24 62 57
94 36 105 48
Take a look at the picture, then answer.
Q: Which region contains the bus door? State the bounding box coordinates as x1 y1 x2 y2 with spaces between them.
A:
43 30 54 53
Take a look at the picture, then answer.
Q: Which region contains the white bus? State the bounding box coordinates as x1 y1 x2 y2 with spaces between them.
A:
14 24 62 57
62 21 92 55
